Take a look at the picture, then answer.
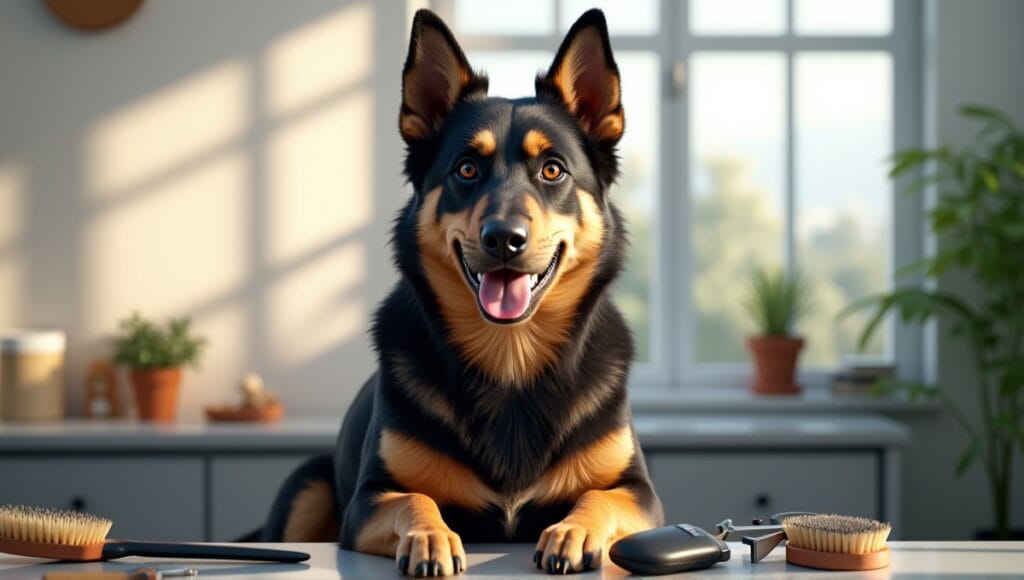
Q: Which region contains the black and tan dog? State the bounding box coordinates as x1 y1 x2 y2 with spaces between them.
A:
261 8 663 576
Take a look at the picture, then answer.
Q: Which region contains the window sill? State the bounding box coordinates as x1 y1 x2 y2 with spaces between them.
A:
628 385 940 415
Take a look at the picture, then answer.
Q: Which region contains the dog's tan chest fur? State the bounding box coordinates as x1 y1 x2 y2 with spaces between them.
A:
378 427 634 532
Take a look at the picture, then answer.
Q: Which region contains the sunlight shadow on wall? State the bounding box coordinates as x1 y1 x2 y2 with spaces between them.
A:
0 161 26 327
71 1 379 416
82 151 250 329
266 3 373 116
266 241 366 370
261 3 375 373
86 61 250 201
180 301 249 419
266 93 374 266
0 161 25 252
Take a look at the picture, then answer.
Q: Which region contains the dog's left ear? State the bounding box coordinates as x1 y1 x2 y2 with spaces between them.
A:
538 9 623 144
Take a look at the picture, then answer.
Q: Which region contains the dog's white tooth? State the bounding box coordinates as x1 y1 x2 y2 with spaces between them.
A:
530 274 539 288
476 273 483 283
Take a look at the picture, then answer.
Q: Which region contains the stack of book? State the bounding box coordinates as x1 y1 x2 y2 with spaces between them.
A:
831 358 896 395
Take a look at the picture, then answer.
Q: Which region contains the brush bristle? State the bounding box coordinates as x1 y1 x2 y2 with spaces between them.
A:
0 505 112 545
783 514 890 554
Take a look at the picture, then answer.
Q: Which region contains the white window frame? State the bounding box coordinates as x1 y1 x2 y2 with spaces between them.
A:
432 0 925 391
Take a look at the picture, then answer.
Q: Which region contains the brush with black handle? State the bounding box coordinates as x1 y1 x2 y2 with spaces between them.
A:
0 505 308 563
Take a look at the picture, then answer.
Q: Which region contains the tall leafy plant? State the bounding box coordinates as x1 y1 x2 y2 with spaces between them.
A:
846 105 1024 539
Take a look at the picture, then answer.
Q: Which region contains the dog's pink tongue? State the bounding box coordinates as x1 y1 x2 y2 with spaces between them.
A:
479 270 531 320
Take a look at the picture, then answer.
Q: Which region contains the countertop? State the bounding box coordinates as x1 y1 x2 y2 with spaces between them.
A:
0 542 1021 579
0 414 909 452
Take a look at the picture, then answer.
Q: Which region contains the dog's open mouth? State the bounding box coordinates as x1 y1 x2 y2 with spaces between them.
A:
455 241 563 324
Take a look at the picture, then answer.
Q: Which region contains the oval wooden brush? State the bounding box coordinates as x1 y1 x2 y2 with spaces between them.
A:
782 513 891 571
0 505 309 563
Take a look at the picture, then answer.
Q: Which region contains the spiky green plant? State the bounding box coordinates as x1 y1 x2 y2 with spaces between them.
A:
743 267 810 337
112 312 207 370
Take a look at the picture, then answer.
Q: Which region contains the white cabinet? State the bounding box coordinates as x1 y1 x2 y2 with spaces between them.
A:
0 454 317 542
0 456 204 540
0 415 906 541
648 451 880 531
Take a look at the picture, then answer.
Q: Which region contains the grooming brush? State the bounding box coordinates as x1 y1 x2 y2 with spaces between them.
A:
781 513 891 571
0 505 309 563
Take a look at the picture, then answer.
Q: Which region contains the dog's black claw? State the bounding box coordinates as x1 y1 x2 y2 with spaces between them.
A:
560 557 571 574
583 552 593 569
431 561 441 576
548 555 561 573
414 561 428 577
453 555 464 574
399 555 410 574
535 551 544 568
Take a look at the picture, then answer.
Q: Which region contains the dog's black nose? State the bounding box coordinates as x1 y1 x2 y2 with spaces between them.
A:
481 219 529 260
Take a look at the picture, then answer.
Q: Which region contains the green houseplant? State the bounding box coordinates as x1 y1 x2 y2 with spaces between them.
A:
744 267 811 394
112 312 207 421
846 104 1024 539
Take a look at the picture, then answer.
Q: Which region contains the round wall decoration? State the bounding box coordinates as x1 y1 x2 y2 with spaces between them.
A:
44 0 143 32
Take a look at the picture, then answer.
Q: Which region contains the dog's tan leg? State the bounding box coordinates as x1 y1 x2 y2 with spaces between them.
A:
534 487 652 574
355 491 466 577
282 479 338 542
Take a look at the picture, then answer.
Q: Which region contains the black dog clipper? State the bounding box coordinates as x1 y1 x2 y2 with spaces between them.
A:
609 523 730 575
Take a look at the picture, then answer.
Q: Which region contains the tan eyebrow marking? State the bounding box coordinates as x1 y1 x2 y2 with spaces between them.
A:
470 130 497 156
523 129 553 157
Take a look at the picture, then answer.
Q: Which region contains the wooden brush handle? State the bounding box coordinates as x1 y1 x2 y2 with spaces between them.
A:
45 567 162 580
102 541 309 562
45 574 126 580
45 572 156 580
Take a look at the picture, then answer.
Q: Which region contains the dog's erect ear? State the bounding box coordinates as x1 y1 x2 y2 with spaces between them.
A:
400 10 487 142
538 9 623 144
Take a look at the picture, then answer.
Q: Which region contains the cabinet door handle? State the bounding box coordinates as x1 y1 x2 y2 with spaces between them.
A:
70 495 87 512
755 493 771 508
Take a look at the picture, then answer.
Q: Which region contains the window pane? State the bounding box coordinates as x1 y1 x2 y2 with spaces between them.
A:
467 51 548 98
796 53 892 366
690 53 786 363
561 0 659 35
610 52 660 363
795 0 892 35
690 0 785 35
454 0 554 36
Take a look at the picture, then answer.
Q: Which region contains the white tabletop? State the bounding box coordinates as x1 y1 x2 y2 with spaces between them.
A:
1 542 1022 579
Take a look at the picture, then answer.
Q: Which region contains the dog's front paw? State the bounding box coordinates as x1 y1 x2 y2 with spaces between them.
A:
534 522 606 574
396 526 466 577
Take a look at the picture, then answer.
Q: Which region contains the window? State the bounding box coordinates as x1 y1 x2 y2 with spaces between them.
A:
434 0 922 388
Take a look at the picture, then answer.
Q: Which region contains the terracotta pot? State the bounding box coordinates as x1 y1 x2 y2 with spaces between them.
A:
130 367 182 421
747 336 804 394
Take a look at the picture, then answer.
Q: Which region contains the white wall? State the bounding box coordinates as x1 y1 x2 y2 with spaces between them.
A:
891 0 1024 539
0 0 409 419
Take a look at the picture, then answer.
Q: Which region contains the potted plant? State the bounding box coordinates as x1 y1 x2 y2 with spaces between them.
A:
744 267 811 394
845 104 1024 539
112 312 207 422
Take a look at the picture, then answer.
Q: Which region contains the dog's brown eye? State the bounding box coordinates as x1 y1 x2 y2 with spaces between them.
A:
457 160 478 180
541 162 563 181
